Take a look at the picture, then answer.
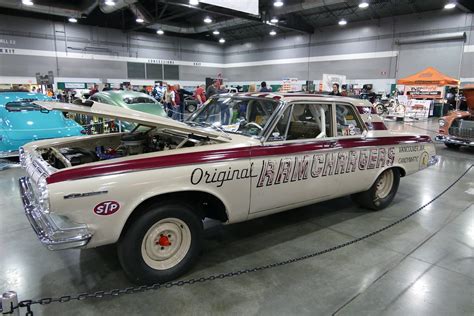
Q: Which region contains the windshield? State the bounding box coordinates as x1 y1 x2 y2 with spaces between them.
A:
187 97 280 137
123 96 157 105
5 100 43 112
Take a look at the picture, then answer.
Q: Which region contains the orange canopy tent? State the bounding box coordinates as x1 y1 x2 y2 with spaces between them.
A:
397 67 459 86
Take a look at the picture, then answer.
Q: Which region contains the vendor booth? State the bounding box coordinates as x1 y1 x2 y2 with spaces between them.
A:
397 67 460 118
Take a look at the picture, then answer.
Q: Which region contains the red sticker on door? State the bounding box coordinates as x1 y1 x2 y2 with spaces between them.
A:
94 201 120 216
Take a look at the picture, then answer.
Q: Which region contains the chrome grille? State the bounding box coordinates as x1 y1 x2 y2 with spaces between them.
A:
448 127 474 139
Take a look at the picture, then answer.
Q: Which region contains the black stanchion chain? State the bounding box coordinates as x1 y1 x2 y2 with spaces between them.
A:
5 164 473 316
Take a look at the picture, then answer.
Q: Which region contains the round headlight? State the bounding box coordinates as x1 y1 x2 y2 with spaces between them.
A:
438 119 446 127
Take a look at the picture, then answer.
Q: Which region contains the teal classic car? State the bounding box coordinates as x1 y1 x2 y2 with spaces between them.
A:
89 91 166 117
0 91 84 157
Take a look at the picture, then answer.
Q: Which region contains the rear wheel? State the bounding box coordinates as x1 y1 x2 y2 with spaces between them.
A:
118 202 203 284
445 143 461 149
352 168 400 211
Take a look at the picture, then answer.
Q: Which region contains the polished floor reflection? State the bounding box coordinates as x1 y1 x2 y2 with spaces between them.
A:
0 119 472 315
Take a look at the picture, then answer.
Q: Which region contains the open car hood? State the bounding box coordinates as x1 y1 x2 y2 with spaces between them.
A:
34 100 225 140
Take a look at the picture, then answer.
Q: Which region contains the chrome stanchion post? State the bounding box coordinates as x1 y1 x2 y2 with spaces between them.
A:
2 291 19 316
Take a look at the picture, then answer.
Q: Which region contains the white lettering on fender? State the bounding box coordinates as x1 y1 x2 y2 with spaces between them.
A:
94 201 120 216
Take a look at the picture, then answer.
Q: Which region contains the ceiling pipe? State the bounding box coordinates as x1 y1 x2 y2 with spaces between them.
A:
150 18 250 34
396 32 466 44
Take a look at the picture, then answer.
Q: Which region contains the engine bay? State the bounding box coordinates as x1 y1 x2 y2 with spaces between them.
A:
40 129 218 169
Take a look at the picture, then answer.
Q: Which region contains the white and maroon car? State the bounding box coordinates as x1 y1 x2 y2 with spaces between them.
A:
19 93 437 284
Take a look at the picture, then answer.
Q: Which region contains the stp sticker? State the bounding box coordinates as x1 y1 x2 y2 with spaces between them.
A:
94 201 120 216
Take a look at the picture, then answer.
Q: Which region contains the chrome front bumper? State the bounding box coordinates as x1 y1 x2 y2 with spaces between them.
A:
435 135 474 147
0 150 19 158
19 176 93 250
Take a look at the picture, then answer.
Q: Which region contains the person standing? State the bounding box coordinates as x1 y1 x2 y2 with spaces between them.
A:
206 80 219 98
329 83 342 96
260 81 272 92
174 84 192 121
164 84 176 118
195 84 207 106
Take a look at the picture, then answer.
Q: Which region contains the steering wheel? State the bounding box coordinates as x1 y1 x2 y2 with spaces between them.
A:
243 122 263 131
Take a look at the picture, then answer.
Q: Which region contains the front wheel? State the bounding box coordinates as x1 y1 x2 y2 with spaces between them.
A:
118 203 203 284
351 168 400 211
375 104 385 115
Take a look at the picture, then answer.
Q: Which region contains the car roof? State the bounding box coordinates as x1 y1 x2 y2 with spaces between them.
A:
0 92 50 105
227 92 371 106
97 90 153 99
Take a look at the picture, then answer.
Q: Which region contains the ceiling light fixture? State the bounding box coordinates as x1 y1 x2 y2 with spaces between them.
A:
274 0 284 7
136 18 144 23
269 30 277 36
219 38 225 44
358 1 369 8
22 0 34 5
189 0 199 5
104 0 116 6
444 2 456 9
270 17 279 23
68 17 78 23
338 19 347 26
213 30 220 35
157 29 164 35
204 16 212 23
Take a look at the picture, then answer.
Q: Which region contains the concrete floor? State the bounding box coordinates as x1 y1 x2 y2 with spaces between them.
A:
0 119 473 315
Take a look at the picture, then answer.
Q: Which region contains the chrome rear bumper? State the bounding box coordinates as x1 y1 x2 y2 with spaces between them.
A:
435 135 474 147
19 176 92 250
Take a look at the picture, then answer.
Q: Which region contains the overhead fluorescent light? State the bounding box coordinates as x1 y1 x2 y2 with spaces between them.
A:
444 2 456 9
136 18 144 23
274 0 284 7
359 2 369 8
22 0 34 5
104 0 116 6
270 17 279 23
204 16 212 23
157 29 164 35
338 19 347 26
269 30 277 36
189 0 199 5
213 30 220 35
68 17 78 23
219 38 226 43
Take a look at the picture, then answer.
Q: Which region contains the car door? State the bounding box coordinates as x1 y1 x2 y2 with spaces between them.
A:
331 102 380 196
249 101 339 215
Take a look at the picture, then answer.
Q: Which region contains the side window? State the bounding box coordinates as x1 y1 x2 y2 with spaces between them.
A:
269 103 332 141
336 103 364 136
90 95 99 102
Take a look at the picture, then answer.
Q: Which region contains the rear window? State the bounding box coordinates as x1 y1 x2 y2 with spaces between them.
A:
5 100 42 112
123 96 156 105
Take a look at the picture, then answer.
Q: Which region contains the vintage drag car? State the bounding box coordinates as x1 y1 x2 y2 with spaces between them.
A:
0 90 84 157
436 87 474 148
19 93 437 284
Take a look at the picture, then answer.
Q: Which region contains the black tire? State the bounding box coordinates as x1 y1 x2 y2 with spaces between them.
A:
118 203 203 284
375 104 385 115
445 143 461 149
351 168 400 211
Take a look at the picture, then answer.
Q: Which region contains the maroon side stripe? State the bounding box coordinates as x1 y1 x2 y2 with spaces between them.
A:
46 135 431 184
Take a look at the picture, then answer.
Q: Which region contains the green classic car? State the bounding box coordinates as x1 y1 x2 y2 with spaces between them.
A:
90 91 166 117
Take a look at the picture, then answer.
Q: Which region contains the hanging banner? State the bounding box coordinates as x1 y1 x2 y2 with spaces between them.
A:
404 85 444 99
200 0 259 15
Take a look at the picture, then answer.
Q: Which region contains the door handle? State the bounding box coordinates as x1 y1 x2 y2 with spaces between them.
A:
326 140 338 148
